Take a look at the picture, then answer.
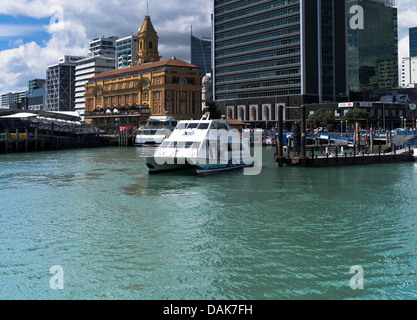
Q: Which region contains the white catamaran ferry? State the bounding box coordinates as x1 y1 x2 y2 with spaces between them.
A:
143 113 255 175
134 116 177 146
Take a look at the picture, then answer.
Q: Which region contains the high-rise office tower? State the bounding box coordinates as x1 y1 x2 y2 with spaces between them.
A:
46 56 84 112
213 0 348 118
191 34 212 77
75 36 118 117
410 27 417 58
347 0 398 92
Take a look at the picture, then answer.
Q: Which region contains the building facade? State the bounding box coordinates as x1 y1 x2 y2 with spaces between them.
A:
191 35 212 77
84 16 203 131
0 91 26 109
348 0 398 92
24 79 46 110
116 36 138 69
46 56 84 112
0 93 15 109
89 36 118 56
75 37 118 117
401 57 417 89
410 27 417 58
213 0 348 125
75 56 116 117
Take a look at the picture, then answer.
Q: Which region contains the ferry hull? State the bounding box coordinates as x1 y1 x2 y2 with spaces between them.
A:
194 162 253 176
145 157 193 174
145 156 253 175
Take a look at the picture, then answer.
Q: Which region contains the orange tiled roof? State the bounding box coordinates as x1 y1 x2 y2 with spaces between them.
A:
88 59 200 81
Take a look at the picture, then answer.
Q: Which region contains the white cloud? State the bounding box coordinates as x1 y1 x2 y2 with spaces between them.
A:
0 0 212 92
1 0 413 93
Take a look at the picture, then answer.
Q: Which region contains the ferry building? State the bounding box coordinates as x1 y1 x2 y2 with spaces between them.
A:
84 16 203 131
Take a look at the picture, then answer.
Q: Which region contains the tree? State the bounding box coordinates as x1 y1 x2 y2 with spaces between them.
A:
308 108 335 127
205 100 222 119
342 108 370 124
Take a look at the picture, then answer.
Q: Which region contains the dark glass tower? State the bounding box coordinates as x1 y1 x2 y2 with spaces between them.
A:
191 35 212 77
213 0 348 109
410 27 417 58
347 0 398 92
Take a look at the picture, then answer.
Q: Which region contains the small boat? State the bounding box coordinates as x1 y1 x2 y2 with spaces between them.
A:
134 116 177 146
262 131 276 147
143 112 255 175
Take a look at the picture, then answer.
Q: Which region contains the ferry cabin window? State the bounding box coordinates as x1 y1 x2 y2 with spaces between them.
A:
197 123 209 130
187 123 199 129
176 123 189 130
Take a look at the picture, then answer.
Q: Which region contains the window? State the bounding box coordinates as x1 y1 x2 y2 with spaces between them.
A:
176 122 189 130
149 42 153 49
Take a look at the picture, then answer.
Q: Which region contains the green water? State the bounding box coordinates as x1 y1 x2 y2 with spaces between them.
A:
1 147 417 300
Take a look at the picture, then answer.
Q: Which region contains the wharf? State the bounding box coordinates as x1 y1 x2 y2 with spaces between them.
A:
274 105 415 168
0 110 135 154
0 130 101 154
278 150 414 168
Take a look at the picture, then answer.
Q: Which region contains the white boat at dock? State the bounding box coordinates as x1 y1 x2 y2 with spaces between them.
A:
134 116 177 146
143 113 254 175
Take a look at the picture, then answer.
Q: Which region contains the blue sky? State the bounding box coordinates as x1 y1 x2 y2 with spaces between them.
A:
0 0 416 94
0 14 51 50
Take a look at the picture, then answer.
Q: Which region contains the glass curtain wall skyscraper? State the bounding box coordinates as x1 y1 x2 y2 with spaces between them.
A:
191 35 212 77
347 0 398 92
213 0 348 116
410 27 417 58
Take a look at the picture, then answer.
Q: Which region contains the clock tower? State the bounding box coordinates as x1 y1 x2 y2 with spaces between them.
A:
135 16 161 65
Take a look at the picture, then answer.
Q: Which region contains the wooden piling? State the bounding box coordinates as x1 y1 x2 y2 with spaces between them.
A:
300 105 306 159
5 129 9 153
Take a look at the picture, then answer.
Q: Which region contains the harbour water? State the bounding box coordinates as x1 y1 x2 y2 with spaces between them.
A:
1 146 417 300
